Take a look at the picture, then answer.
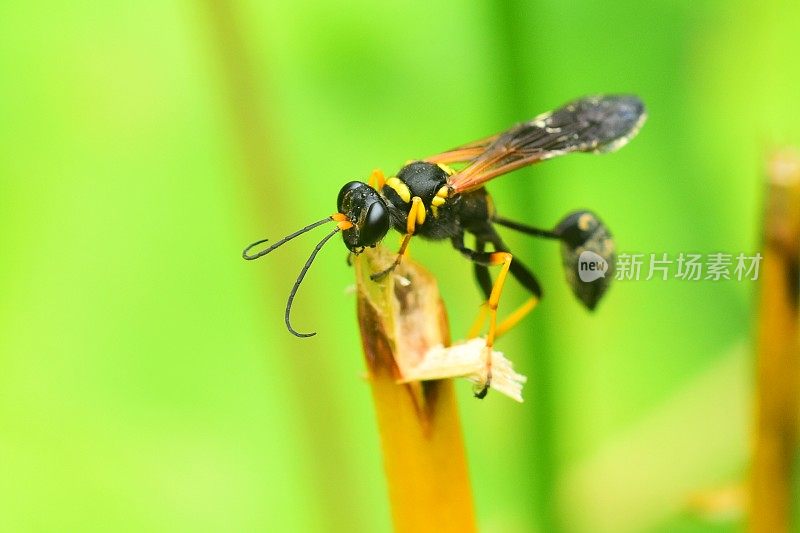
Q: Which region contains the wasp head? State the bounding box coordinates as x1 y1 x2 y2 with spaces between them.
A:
336 181 390 253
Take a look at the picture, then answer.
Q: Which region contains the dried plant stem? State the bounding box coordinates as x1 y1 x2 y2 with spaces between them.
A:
750 150 800 533
355 246 476 533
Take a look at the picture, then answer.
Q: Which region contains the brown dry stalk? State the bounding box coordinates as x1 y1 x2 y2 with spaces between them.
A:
750 149 800 533
354 246 476 533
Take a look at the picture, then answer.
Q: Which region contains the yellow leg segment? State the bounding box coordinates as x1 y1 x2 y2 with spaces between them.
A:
468 252 512 398
468 255 540 399
368 168 385 190
467 306 489 339
406 196 425 233
370 196 424 281
495 297 539 339
467 252 513 347
485 252 512 347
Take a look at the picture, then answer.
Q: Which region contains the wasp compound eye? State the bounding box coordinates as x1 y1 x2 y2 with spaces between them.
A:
337 181 363 213
358 200 390 247
336 181 390 252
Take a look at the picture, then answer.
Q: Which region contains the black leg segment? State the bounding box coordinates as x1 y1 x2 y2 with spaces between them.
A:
473 238 492 300
451 228 543 301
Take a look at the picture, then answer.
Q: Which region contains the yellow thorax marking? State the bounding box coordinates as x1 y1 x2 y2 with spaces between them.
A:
430 184 450 216
437 163 456 176
431 185 449 207
385 176 411 203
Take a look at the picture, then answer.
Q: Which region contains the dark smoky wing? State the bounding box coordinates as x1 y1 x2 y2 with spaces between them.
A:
543 94 646 153
448 95 646 193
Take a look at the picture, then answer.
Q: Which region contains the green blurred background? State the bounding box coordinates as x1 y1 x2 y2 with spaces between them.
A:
1 1 799 531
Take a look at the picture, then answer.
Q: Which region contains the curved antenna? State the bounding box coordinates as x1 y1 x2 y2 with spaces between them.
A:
242 216 333 260
285 226 341 338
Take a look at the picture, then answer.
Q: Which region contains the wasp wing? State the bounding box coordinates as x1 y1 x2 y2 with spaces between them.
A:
442 95 646 194
423 132 501 165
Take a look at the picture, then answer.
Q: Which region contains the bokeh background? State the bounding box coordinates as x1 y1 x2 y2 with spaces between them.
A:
2 1 799 531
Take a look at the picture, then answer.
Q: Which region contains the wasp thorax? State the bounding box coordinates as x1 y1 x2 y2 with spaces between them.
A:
394 161 449 204
336 181 390 252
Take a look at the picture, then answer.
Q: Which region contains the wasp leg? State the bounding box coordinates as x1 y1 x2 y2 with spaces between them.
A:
452 232 513 345
370 233 413 281
468 238 492 350
495 256 542 338
368 168 386 190
370 196 425 281
452 233 515 397
457 231 543 340
478 251 512 397
473 238 493 300
452 233 490 338
489 231 543 339
453 229 545 397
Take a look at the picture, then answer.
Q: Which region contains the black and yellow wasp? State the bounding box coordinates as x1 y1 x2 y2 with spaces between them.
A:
244 95 646 369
